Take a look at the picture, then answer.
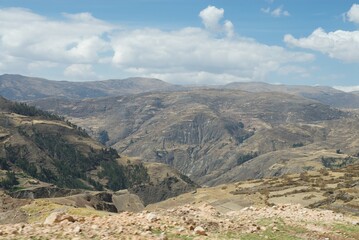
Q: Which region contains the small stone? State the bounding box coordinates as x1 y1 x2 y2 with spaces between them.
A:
43 212 64 225
146 213 159 222
43 212 76 225
73 226 82 233
194 226 207 236
177 227 185 232
28 179 40 184
144 225 152 231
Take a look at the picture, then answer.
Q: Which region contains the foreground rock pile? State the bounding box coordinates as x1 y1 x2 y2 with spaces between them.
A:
0 203 358 239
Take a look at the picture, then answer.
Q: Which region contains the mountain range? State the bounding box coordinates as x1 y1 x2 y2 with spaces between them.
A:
29 89 359 186
1 73 359 238
2 73 359 187
2 74 359 109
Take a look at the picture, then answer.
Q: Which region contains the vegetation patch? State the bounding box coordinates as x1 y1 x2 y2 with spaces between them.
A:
321 157 358 169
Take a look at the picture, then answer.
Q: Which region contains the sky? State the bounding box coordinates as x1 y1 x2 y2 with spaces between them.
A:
0 0 359 90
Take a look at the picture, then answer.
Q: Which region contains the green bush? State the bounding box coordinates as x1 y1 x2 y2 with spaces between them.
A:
292 142 304 148
321 156 356 169
236 152 258 165
0 158 9 170
0 171 19 189
98 130 110 145
10 102 64 120
98 161 150 191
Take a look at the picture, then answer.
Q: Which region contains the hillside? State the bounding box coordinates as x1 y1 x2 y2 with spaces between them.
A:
1 165 359 239
148 163 359 216
30 89 359 186
0 74 183 100
0 97 196 210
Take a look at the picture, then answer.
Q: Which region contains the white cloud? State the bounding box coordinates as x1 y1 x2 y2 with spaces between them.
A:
199 5 234 37
277 65 310 78
261 6 290 17
0 7 314 84
334 85 359 92
28 61 58 71
224 20 234 38
64 64 97 80
199 5 224 32
284 4 359 63
111 27 314 84
346 4 359 24
0 8 113 66
284 28 359 62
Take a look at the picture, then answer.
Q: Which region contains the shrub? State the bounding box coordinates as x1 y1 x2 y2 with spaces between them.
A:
10 102 64 120
0 171 19 189
292 142 304 148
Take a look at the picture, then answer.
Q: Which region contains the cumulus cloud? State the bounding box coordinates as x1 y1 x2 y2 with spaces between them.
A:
261 6 290 17
0 6 314 84
111 27 314 84
199 6 224 31
284 28 359 62
284 4 359 63
0 8 113 66
199 5 234 37
346 4 359 23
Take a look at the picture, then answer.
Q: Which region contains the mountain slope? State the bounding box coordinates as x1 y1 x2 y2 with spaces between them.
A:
0 97 196 206
30 89 357 186
2 164 359 239
223 82 359 109
0 74 183 100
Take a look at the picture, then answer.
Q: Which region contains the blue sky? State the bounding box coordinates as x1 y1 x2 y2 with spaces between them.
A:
0 0 358 90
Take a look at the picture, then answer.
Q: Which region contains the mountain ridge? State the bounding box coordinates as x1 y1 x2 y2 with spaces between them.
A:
0 74 184 101
3 73 359 109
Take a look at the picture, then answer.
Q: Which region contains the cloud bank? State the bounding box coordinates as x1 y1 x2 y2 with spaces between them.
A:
0 6 313 84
